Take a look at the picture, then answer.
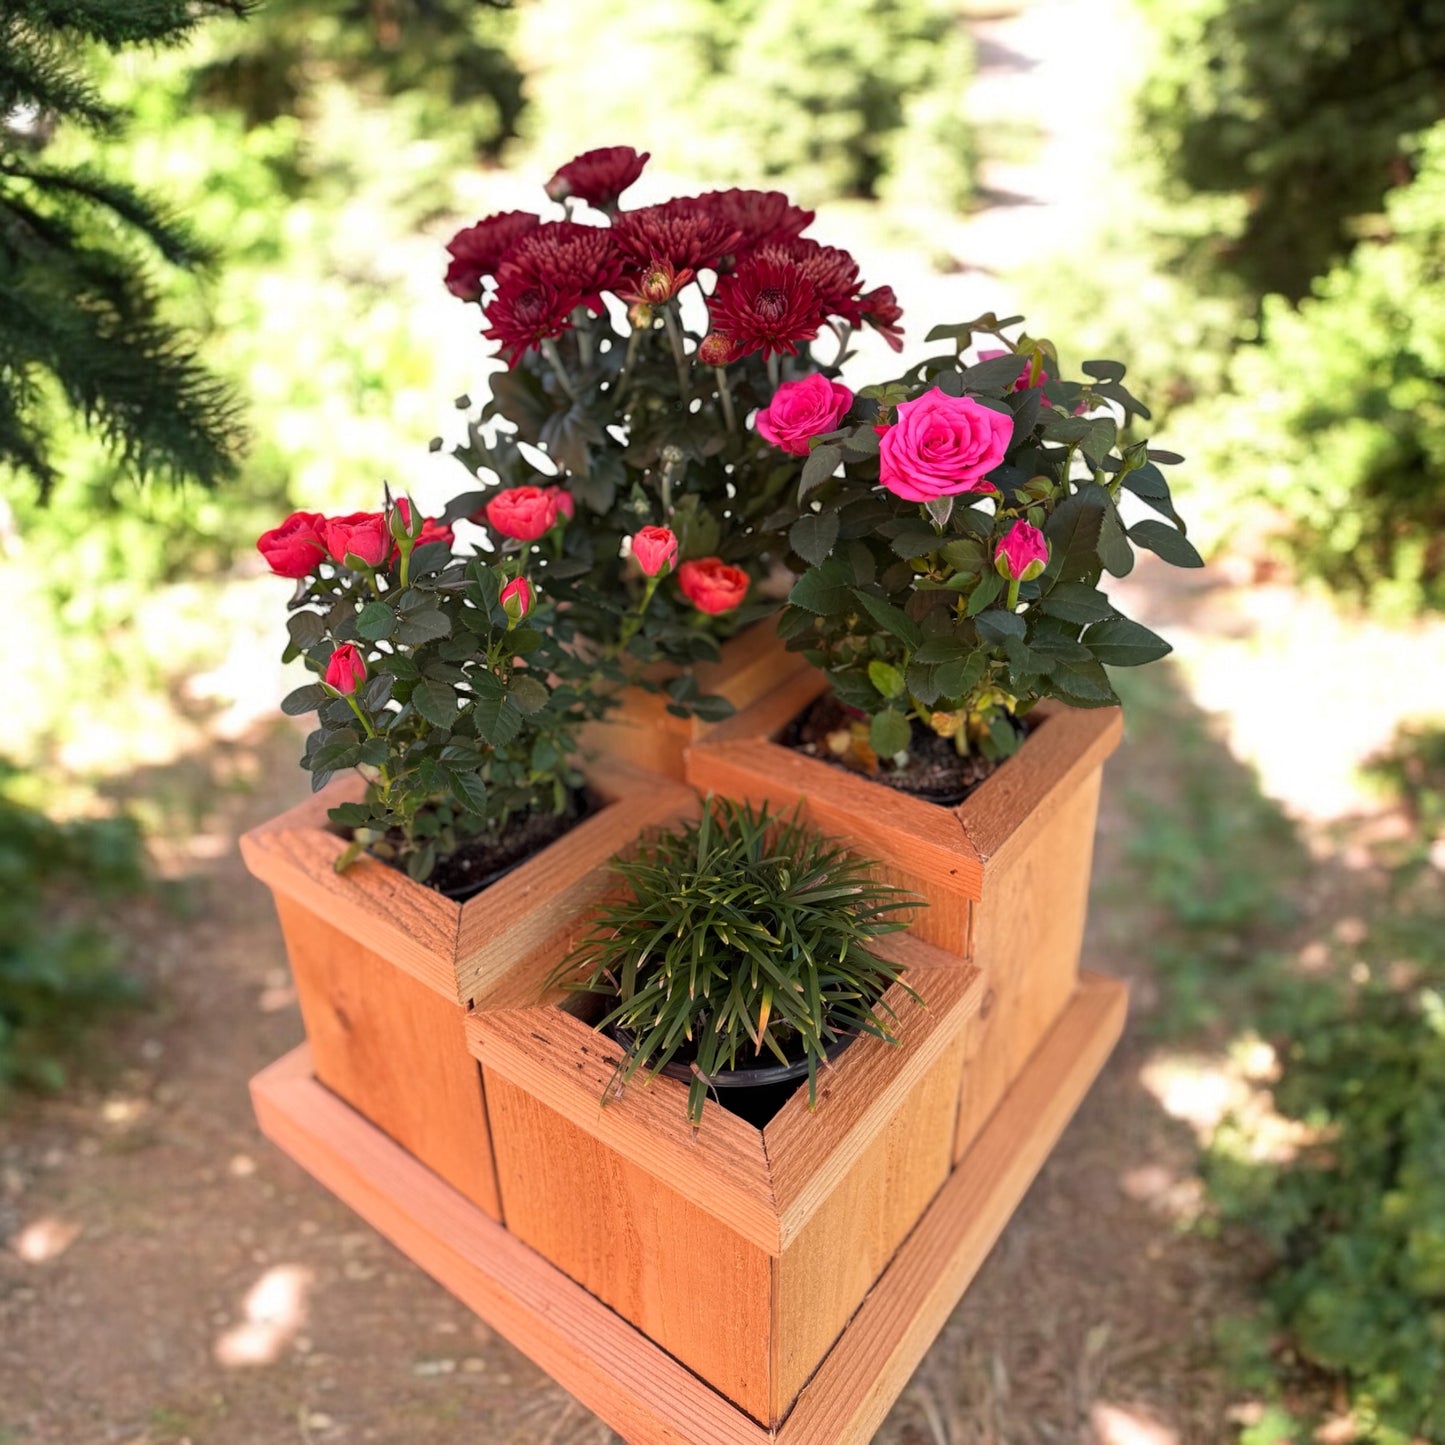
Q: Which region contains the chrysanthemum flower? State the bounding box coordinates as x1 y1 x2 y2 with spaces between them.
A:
706 254 821 359
483 277 585 366
544 146 650 211
444 211 541 301
613 200 741 301
685 189 815 261
497 221 625 314
857 285 906 352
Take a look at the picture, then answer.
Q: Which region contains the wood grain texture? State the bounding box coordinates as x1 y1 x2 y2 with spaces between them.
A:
249 971 1126 1445
777 971 1127 1445
484 1072 776 1423
581 617 812 780
240 775 463 999
953 767 1105 1164
471 1007 777 1246
456 782 699 1009
250 1046 775 1445
770 1028 967 1419
273 894 501 1218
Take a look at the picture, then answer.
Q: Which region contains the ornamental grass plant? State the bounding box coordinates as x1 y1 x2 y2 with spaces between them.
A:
552 798 921 1124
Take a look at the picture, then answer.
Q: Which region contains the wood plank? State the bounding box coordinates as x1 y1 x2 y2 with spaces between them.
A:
484 1072 776 1425
953 768 1104 1163
764 953 983 1242
770 1029 966 1420
249 971 1126 1445
685 739 985 905
955 702 1122 872
273 895 501 1218
240 780 462 1001
776 971 1128 1445
250 1048 776 1445
470 1007 778 1250
456 785 699 1009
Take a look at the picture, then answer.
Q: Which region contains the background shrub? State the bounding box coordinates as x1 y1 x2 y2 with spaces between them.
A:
516 0 975 207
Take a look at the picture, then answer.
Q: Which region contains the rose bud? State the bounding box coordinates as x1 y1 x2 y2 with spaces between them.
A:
325 643 367 695
631 525 679 578
390 498 454 560
482 486 562 542
552 489 576 521
993 520 1050 583
257 511 327 579
677 557 749 615
499 576 533 623
754 373 854 457
324 511 392 568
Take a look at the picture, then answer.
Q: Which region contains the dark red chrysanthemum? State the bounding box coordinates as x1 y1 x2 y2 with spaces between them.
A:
686 188 815 261
497 221 626 312
697 331 744 367
483 276 584 367
612 200 742 301
857 285 906 352
757 238 864 325
544 146 650 211
706 254 821 360
444 211 541 300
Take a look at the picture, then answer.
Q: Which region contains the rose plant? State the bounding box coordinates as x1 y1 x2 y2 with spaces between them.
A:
437 146 905 720
258 491 606 887
759 312 1200 778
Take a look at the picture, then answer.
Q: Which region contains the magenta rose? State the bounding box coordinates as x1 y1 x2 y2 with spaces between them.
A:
994 520 1050 582
753 373 854 457
878 389 1013 503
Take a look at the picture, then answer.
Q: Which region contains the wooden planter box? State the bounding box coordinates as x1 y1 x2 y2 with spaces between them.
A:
239 760 697 1218
252 970 1128 1444
468 936 983 1427
683 669 1123 1163
580 617 811 780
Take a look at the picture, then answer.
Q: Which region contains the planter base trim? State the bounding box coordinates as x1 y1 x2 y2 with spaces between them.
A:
250 971 1125 1444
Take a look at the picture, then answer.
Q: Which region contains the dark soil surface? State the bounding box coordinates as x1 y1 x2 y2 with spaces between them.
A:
781 692 1015 806
417 792 594 901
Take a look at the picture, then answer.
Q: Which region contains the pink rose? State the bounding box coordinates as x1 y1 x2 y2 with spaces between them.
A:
994 520 1049 582
878 389 1012 503
481 486 561 542
499 576 533 621
257 511 327 578
325 643 367 695
754 373 854 457
324 511 392 568
552 489 576 521
631 525 679 577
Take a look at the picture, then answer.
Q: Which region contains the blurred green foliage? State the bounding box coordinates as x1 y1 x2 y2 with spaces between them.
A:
1121 678 1445 1435
518 0 975 208
1171 124 1445 613
0 765 147 1094
1135 0 1445 302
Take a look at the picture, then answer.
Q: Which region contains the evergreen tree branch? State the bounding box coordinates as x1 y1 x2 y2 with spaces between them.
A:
15 1 257 48
0 18 115 133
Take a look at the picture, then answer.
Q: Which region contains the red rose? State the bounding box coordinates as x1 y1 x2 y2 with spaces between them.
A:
257 511 327 579
483 486 562 542
878 389 1013 503
499 576 533 621
553 489 576 521
754 373 854 456
325 643 367 695
324 511 391 568
630 525 679 577
677 557 748 615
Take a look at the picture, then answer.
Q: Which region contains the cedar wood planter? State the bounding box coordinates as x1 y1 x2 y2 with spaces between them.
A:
683 666 1124 1163
239 757 697 1217
468 937 982 1427
580 616 811 780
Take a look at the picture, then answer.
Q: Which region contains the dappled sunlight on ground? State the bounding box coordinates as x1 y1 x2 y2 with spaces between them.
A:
1090 1401 1181 1445
213 1262 315 1368
10 1215 82 1264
